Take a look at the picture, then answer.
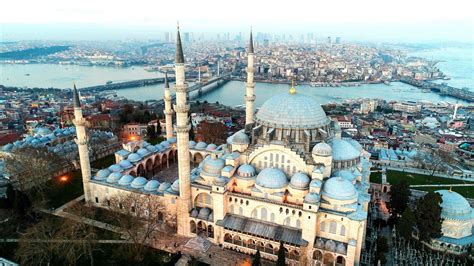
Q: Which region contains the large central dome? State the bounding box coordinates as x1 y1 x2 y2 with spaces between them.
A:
255 92 330 129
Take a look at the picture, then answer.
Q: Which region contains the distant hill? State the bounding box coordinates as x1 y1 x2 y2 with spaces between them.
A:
0 45 70 60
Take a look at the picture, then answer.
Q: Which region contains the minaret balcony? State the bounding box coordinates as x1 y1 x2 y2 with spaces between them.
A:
163 110 174 115
245 95 256 102
174 84 188 93
164 95 172 101
175 125 190 133
245 67 254 73
173 104 190 113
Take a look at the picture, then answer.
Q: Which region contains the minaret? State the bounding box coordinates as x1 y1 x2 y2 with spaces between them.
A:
244 30 256 125
174 24 192 236
163 73 174 140
72 84 92 203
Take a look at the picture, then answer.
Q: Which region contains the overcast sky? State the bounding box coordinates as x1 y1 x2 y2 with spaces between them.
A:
1 0 473 42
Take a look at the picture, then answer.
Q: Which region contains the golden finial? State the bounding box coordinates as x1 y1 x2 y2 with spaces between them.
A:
289 78 296 94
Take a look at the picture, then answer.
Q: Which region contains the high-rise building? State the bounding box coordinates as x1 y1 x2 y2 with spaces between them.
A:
327 36 332 44
184 32 190 43
335 37 341 44
164 32 171 43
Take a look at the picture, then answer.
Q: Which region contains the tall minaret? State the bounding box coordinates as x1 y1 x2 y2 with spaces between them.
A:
163 73 174 140
174 24 192 235
72 84 92 203
244 30 256 125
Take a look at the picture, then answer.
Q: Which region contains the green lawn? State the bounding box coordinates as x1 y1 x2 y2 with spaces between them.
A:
414 186 474 199
44 170 84 209
386 170 474 186
370 171 382 184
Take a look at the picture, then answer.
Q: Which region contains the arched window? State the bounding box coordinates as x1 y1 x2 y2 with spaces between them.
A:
239 207 243 215
261 208 268 221
320 221 326 232
230 205 234 213
270 213 275 223
330 221 337 234
251 209 258 218
195 193 212 208
340 225 346 236
284 217 291 226
296 219 301 228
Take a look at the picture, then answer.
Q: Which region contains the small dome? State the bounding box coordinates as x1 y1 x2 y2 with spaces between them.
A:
37 127 52 136
436 190 473 219
215 176 228 186
305 192 320 204
201 156 225 176
256 168 288 189
95 169 111 180
118 160 133 169
137 148 151 157
331 139 360 161
146 145 157 153
127 153 142 163
232 132 250 145
310 179 322 188
334 170 356 182
336 243 347 254
168 137 177 144
325 240 336 252
195 141 207 150
118 174 134 186
189 141 196 148
208 212 214 221
155 144 164 151
2 143 13 152
190 208 199 217
237 164 256 178
106 172 123 183
131 177 147 189
160 141 171 148
206 143 217 151
171 179 179 192
158 182 171 192
289 172 310 190
108 164 122 173
315 238 324 248
198 207 211 220
144 180 160 191
322 176 358 201
312 142 332 156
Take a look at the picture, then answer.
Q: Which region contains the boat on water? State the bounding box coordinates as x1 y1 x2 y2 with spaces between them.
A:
106 80 113 85
25 73 30 76
383 81 390 85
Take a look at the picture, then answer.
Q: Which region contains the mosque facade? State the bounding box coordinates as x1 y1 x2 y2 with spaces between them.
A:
75 27 372 265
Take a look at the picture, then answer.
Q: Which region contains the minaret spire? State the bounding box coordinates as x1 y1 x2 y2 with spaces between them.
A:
173 24 192 236
244 29 256 125
72 83 92 203
163 72 174 140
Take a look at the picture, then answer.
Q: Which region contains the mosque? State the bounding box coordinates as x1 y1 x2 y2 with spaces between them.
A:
73 27 372 265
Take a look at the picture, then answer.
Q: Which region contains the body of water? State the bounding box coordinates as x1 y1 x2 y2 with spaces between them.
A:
1 45 471 105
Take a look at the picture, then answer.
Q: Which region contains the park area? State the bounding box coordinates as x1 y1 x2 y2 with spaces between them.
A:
370 169 474 198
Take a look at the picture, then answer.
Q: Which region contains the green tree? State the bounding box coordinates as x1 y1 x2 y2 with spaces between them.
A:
146 125 157 140
397 206 416 240
416 191 443 242
375 236 388 265
276 241 285 266
388 179 411 218
252 250 261 266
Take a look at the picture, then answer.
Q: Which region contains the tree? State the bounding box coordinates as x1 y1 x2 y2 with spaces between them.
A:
108 193 175 262
252 250 261 266
189 126 195 141
397 206 416 240
375 236 388 265
415 191 443 242
388 180 411 218
197 121 227 144
146 125 157 140
276 241 285 266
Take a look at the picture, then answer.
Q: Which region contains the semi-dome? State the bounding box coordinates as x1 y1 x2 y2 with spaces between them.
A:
201 157 225 176
334 170 356 182
137 148 151 157
232 132 250 145
118 160 133 169
195 141 207 150
289 172 310 190
127 153 142 163
95 169 111 180
305 192 320 204
255 92 330 129
108 164 122 172
322 176 358 201
237 164 256 178
118 174 134 186
331 139 360 161
312 142 332 156
131 177 147 189
436 190 473 220
144 180 160 191
256 168 288 189
107 172 123 183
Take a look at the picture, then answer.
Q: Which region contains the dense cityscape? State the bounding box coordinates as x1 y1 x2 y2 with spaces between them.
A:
0 2 473 265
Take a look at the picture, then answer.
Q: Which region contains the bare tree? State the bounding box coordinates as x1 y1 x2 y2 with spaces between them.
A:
108 193 175 262
4 147 70 198
197 120 227 144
